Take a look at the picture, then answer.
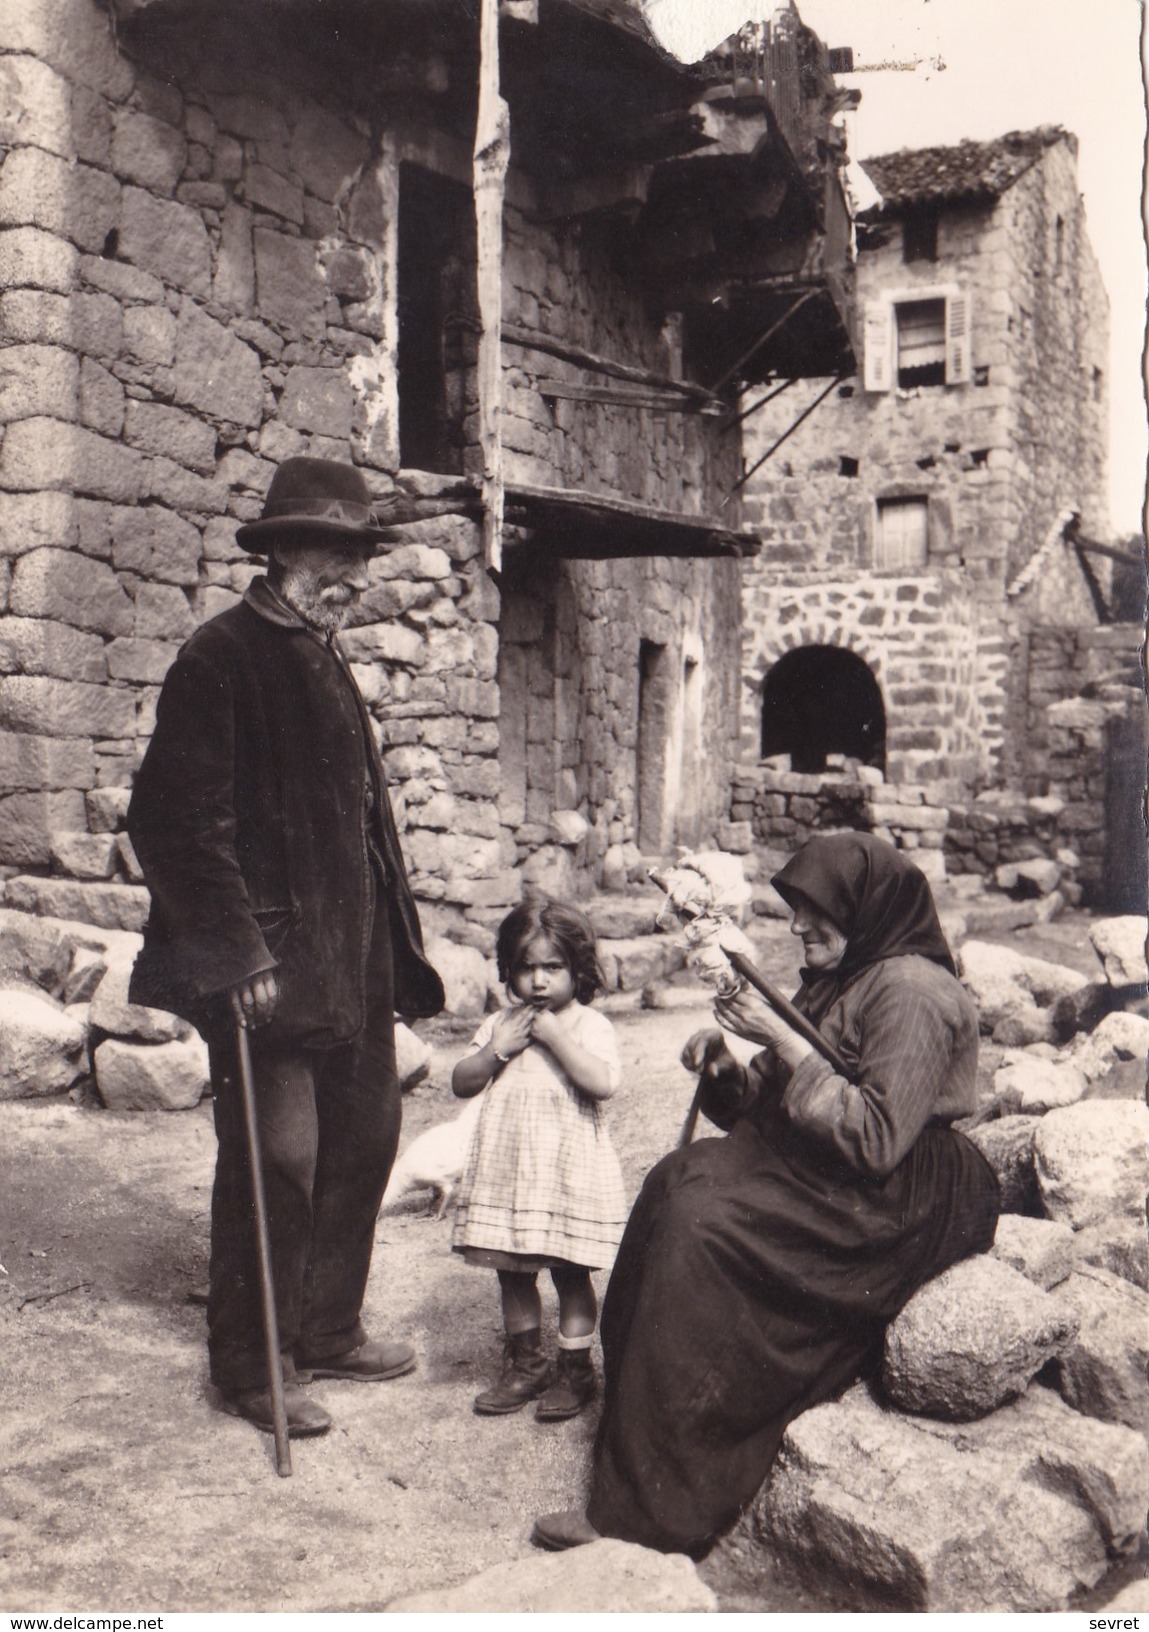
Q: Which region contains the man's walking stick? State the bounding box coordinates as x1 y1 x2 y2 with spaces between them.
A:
234 1019 292 1476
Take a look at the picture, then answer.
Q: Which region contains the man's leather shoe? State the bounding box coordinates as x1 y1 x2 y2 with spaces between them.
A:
219 1381 332 1437
299 1338 416 1382
530 1509 600 1551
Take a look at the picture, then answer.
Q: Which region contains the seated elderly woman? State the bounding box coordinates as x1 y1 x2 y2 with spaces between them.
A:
532 832 1000 1558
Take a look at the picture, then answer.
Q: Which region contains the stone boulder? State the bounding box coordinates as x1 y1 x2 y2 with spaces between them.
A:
882 1255 1077 1419
597 936 685 993
1070 1012 1149 1087
964 1115 1041 1213
0 985 89 1098
990 1213 1075 1289
518 844 578 901
549 810 588 848
88 939 190 1043
62 946 108 1006
1089 916 1147 989
993 1055 1087 1115
1034 1100 1149 1228
423 936 489 1019
0 906 79 998
751 1381 1146 1611
385 1539 716 1613
958 941 1088 1045
395 1021 432 1092
585 895 662 940
94 1036 209 1111
1071 1219 1149 1291
1054 1266 1149 1432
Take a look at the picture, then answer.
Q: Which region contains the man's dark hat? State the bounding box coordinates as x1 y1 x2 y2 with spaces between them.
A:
236 457 393 552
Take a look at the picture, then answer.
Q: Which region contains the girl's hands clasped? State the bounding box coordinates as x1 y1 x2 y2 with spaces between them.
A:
490 1003 536 1060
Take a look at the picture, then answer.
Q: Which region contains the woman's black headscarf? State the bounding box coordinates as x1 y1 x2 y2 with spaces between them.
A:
772 833 955 1017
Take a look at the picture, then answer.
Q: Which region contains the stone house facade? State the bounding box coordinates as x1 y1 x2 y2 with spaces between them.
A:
736 127 1139 903
0 0 855 950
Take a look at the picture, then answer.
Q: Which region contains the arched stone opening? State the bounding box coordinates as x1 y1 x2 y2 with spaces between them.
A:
761 645 887 773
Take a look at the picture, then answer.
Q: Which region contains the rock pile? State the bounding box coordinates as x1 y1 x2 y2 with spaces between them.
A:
718 912 1148 1612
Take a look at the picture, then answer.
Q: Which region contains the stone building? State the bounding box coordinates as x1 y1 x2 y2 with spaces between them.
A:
736 127 1142 905
0 0 855 951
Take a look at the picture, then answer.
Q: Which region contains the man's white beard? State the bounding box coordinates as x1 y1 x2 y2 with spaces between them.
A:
277 565 354 634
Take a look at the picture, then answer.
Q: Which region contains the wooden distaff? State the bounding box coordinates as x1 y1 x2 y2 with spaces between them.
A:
679 949 857 1149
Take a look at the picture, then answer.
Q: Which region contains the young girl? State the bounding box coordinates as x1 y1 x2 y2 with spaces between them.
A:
452 898 626 1421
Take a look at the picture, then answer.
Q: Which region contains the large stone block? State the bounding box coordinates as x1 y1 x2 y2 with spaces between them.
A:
0 341 78 422
280 365 353 437
85 786 131 832
599 935 686 993
0 616 107 682
993 1055 1087 1115
9 547 133 635
1034 1099 1149 1229
110 505 201 585
0 0 136 100
0 488 76 557
990 1213 1075 1290
288 106 369 203
1055 1267 1149 1431
88 941 187 1043
0 789 87 867
1072 1218 1149 1291
94 1035 208 1112
963 1119 1038 1215
78 356 124 437
753 1381 1146 1611
0 418 143 503
0 675 134 739
958 940 1088 1043
1071 1011 1149 1086
252 229 325 336
3 875 150 932
422 936 489 1018
111 109 186 195
49 829 117 881
172 298 263 426
122 302 176 366
1089 916 1147 988
386 1539 716 1613
0 730 96 791
118 187 211 297
0 984 88 1099
883 1254 1077 1419
105 637 180 684
0 148 120 254
0 56 72 157
0 226 77 292
123 400 216 473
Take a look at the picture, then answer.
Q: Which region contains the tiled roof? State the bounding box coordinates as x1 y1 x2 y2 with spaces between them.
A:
860 126 1074 213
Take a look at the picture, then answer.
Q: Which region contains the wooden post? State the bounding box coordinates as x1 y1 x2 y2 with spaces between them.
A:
474 0 510 573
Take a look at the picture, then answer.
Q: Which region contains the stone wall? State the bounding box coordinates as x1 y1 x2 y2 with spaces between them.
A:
0 0 746 942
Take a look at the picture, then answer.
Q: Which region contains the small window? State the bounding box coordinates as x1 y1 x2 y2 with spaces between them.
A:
863 285 971 393
902 209 938 264
895 299 946 387
876 497 928 570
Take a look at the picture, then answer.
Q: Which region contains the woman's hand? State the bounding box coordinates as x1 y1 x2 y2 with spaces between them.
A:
680 1028 754 1132
713 987 813 1069
680 1028 732 1075
491 1003 535 1059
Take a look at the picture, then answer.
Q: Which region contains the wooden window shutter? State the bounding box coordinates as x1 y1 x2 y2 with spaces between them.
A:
863 300 893 392
944 288 971 384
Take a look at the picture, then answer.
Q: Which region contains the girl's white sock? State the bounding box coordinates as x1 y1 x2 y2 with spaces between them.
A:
557 1331 594 1351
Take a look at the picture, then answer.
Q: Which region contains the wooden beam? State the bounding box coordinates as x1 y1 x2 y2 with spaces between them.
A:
503 480 759 559
540 163 651 220
474 0 511 574
538 378 723 414
503 323 720 405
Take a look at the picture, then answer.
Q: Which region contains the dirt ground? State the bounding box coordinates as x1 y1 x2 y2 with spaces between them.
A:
0 905 1141 1613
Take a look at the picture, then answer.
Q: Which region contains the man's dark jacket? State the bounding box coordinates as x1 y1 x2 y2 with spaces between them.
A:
127 580 444 1045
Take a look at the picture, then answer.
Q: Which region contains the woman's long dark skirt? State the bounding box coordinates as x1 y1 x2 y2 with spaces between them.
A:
586 1115 1000 1556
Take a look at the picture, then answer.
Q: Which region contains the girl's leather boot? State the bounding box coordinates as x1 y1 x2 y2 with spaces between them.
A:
473 1328 550 1415
535 1344 597 1421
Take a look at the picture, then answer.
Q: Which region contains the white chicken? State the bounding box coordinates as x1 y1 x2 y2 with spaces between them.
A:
379 1091 485 1219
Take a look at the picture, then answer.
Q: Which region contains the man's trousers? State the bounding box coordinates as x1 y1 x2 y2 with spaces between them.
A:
204 896 398 1393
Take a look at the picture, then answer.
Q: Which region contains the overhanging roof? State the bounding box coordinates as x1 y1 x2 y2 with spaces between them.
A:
503 482 758 558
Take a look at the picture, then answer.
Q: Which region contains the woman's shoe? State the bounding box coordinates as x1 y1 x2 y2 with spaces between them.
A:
535 1347 597 1421
530 1509 600 1550
473 1328 550 1415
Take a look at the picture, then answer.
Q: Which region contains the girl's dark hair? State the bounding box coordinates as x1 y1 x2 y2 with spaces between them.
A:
496 897 605 1005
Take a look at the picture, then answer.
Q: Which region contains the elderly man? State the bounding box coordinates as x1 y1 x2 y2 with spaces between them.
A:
128 456 444 1438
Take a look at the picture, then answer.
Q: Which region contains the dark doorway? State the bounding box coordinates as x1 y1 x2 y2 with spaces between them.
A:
761 646 886 772
637 640 671 854
1102 710 1148 911
397 164 477 473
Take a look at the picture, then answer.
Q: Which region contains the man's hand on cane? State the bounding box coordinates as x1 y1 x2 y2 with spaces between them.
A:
230 970 281 1030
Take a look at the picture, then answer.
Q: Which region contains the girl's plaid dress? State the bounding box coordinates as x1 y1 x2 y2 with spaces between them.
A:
452 1003 626 1270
